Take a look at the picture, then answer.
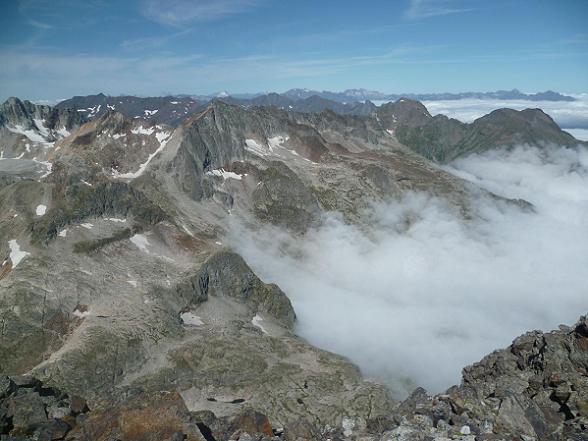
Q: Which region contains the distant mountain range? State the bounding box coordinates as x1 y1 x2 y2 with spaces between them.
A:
196 88 576 102
279 88 576 102
54 89 576 126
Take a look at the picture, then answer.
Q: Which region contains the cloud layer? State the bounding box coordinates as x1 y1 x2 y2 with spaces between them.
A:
228 144 588 397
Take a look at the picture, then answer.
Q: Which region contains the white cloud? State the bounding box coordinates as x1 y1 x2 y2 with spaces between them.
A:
141 0 262 26
405 0 473 20
120 30 192 51
27 18 52 29
228 144 588 397
565 128 588 141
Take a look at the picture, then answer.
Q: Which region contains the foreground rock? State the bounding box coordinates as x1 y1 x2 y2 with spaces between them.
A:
368 314 588 441
2 315 586 440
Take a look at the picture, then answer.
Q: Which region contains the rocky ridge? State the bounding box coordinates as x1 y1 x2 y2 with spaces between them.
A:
53 89 576 128
0 95 586 440
2 315 586 440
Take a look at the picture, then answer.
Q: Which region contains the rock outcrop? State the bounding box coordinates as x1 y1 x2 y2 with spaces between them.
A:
2 315 586 440
365 314 588 441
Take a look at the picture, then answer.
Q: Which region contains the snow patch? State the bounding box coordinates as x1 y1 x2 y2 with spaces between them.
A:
73 308 90 318
144 109 159 117
131 126 155 136
80 223 94 229
127 280 138 287
36 160 53 178
56 127 70 138
245 138 268 156
181 312 204 326
460 426 471 435
130 234 150 253
33 119 50 137
342 418 355 438
7 124 51 145
206 168 243 180
106 217 126 223
114 130 171 179
58 229 67 238
112 133 126 140
252 314 268 334
155 131 171 143
35 204 47 216
8 240 30 268
268 135 289 150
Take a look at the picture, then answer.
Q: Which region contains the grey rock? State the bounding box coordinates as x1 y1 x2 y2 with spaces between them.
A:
31 418 71 441
0 378 16 400
5 392 47 432
178 250 296 327
383 314 588 441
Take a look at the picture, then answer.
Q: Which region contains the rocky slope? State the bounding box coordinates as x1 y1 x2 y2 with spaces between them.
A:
0 96 586 440
2 315 586 440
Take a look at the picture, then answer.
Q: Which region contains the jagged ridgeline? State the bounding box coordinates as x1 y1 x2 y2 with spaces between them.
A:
0 94 586 440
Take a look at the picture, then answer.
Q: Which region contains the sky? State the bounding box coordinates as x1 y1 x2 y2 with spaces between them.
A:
0 0 587 101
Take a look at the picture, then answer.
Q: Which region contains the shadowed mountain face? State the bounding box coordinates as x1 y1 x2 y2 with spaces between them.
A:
56 93 379 125
0 95 586 440
282 88 577 103
377 99 584 162
55 93 205 126
0 97 85 161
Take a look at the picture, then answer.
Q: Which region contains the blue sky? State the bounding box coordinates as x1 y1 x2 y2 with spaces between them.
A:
0 0 587 101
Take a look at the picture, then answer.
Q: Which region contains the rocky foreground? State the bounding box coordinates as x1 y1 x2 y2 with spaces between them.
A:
0 95 586 440
1 314 587 440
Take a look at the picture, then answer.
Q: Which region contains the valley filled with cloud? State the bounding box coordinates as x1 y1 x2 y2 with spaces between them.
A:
230 143 588 396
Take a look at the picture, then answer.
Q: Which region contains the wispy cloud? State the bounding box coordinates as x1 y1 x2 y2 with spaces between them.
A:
0 44 444 100
141 0 263 27
120 30 192 51
559 33 588 46
405 0 473 20
2 41 584 101
26 18 52 29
